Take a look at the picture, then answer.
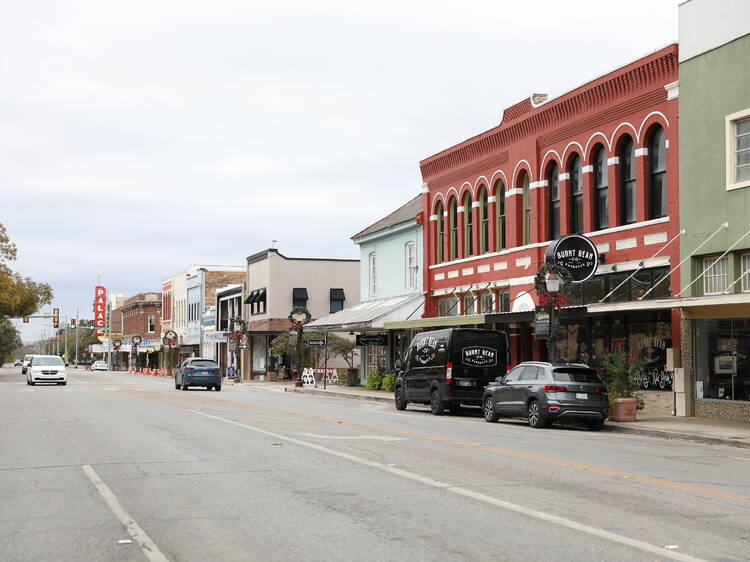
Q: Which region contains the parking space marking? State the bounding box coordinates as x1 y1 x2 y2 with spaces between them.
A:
82 464 168 562
197 411 705 562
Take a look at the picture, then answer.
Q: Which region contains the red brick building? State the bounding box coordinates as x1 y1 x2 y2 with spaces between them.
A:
121 292 162 369
419 45 680 374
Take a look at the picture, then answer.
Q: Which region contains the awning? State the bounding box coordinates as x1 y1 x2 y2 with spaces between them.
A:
484 310 534 324
384 314 485 330
587 293 750 319
244 288 266 304
330 288 345 301
307 294 424 332
293 287 308 301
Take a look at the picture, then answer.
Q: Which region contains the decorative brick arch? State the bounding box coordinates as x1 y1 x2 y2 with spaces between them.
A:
472 175 490 197
638 111 670 149
512 160 533 187
584 132 611 160
561 141 585 167
539 149 562 179
431 192 445 215
610 122 639 147
489 170 508 196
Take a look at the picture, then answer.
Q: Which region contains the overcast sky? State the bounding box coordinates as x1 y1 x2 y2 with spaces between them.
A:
2 0 680 342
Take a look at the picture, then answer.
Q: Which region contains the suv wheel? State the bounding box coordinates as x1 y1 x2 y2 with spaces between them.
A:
483 396 499 423
394 386 407 411
527 400 548 428
586 418 603 431
430 389 444 416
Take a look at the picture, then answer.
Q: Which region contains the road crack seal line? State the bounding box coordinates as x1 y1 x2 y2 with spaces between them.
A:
195 411 706 562
112 388 750 506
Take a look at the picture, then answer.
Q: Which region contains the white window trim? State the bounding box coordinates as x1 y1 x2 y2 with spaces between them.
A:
405 242 416 291
369 252 377 297
147 315 155 333
703 255 728 296
742 253 750 293
726 107 750 191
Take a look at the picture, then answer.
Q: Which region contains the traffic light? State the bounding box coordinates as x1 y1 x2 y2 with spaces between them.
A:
70 318 76 329
52 308 60 329
23 317 29 323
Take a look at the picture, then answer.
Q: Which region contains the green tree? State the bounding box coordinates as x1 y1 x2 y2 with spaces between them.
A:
0 224 53 318
0 319 23 363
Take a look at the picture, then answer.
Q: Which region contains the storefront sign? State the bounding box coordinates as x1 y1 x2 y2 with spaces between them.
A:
132 335 142 346
94 285 107 337
462 346 497 367
356 334 387 347
204 331 228 343
545 234 599 283
534 308 550 338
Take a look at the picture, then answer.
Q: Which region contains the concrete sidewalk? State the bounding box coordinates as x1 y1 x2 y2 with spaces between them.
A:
279 383 750 448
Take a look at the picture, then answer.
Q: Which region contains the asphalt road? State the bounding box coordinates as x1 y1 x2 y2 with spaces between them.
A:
1 366 749 562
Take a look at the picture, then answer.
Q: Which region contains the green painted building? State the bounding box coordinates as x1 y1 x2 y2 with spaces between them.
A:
678 0 750 419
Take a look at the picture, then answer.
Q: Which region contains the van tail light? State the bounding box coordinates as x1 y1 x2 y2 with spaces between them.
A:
597 388 609 395
543 385 567 393
445 362 453 383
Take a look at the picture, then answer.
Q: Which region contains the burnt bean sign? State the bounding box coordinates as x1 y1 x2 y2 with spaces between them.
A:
545 234 599 283
462 346 497 367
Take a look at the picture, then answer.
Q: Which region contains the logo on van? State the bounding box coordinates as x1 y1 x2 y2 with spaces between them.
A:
462 346 497 367
414 337 438 365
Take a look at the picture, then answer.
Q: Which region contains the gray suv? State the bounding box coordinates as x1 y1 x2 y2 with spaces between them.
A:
482 362 610 430
175 358 222 391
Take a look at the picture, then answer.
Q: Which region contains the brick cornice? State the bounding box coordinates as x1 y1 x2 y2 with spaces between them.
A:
420 47 677 181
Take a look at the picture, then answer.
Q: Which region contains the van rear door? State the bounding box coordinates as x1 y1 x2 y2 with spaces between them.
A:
449 330 507 399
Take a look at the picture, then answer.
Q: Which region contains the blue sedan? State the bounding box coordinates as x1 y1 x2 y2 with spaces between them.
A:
176 358 222 391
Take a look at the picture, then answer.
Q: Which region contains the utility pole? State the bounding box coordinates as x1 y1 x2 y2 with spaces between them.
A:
75 308 79 367
64 315 68 363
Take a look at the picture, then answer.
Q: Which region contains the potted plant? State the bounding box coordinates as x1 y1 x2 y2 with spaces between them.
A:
602 349 638 422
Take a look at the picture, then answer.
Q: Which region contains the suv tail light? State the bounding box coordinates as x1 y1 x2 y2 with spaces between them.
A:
597 388 609 395
544 385 567 393
184 367 194 373
445 362 453 383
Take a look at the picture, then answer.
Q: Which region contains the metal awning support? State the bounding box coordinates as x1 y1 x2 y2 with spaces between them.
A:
722 266 750 294
676 225 750 297
598 228 684 303
639 223 728 300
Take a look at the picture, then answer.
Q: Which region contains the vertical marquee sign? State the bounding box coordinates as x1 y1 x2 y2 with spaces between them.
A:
94 285 107 337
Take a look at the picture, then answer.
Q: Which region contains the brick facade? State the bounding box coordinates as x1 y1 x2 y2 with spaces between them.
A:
420 45 680 363
121 292 162 338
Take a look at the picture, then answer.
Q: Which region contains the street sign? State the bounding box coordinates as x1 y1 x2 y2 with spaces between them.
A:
356 334 387 346
307 338 326 347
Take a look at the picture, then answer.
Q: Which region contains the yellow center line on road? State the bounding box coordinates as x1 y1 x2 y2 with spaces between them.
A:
111 387 750 506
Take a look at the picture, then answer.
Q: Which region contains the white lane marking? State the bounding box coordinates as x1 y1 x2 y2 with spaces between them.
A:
118 539 133 545
196 411 706 562
300 433 406 442
81 465 169 562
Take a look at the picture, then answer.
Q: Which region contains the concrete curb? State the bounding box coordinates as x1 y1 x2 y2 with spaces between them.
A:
602 424 749 448
285 387 393 404
285 386 749 449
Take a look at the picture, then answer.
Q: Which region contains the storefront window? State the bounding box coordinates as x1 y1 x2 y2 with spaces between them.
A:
463 294 475 315
438 296 458 317
695 318 750 401
628 321 672 390
480 292 494 314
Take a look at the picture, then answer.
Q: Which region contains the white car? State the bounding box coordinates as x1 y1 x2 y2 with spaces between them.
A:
21 354 37 375
92 361 108 371
27 355 67 386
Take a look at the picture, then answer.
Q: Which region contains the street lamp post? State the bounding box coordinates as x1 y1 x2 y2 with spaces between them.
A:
544 271 561 362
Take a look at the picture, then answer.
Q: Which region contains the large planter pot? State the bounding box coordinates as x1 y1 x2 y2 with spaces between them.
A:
611 397 637 422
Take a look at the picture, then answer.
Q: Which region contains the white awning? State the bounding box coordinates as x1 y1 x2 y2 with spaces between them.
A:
306 294 424 332
587 293 750 318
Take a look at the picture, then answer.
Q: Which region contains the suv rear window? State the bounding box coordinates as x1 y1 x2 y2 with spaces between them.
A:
191 360 218 367
553 368 602 383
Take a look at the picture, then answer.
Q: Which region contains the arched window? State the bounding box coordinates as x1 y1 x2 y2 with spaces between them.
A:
478 187 489 253
448 198 458 260
593 146 608 230
648 126 667 219
463 192 473 257
435 201 444 263
569 154 583 234
520 171 530 245
619 135 636 224
495 180 506 250
547 162 560 240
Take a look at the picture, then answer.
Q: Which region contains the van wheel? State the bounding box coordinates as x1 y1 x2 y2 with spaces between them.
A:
527 400 548 428
394 386 407 410
181 384 188 390
215 385 221 392
483 396 499 423
430 389 444 416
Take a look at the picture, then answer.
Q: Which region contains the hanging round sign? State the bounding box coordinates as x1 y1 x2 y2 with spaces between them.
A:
545 234 599 283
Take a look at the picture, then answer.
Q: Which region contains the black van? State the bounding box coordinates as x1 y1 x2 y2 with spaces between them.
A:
394 328 509 415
